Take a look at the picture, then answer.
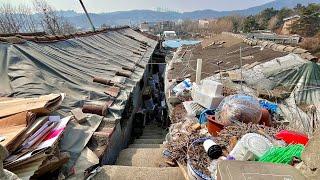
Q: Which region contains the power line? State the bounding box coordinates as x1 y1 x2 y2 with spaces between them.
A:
78 0 96 31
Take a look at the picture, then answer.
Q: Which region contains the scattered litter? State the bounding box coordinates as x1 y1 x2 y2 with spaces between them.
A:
228 133 273 161
259 144 304 164
216 94 262 125
187 138 212 178
192 80 224 109
275 130 309 146
173 78 192 96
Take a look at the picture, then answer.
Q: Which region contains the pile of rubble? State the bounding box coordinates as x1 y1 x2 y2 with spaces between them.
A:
164 44 320 179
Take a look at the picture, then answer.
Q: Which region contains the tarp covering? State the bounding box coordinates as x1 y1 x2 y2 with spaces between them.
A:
275 62 320 105
242 53 306 90
240 53 320 105
0 28 157 117
163 39 201 48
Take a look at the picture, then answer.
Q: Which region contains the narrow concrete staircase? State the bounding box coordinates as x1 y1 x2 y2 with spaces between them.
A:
93 124 184 180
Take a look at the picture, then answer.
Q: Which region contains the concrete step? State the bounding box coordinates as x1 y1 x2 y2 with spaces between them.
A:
129 144 164 148
139 135 165 139
134 139 164 144
144 124 165 129
116 148 165 167
142 131 166 136
92 166 184 180
143 128 165 132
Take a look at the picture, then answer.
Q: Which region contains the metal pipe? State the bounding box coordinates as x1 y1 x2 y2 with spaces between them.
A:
78 0 96 31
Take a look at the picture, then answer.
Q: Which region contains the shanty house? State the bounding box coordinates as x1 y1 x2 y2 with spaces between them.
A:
0 27 162 179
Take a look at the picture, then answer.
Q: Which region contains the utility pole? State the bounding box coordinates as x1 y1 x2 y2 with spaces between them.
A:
196 59 202 85
216 60 223 82
240 46 243 92
78 0 96 31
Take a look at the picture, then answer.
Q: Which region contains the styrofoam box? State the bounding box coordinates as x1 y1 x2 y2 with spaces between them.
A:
200 79 223 96
192 84 224 109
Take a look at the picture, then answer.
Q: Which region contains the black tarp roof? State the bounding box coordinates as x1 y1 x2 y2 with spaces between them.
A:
0 27 157 118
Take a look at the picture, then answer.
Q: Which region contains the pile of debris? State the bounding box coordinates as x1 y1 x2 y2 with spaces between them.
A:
164 45 320 179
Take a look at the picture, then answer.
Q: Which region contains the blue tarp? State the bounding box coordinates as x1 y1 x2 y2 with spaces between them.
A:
163 39 201 48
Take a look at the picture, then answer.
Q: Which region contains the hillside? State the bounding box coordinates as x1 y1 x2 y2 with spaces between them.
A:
63 0 320 28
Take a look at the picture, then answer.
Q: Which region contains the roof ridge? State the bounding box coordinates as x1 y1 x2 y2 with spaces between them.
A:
0 26 130 44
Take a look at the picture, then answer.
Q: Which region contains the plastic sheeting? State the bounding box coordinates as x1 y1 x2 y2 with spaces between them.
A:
279 97 320 136
216 94 262 125
242 53 306 90
241 53 320 105
0 28 157 117
163 39 201 48
60 114 102 175
276 62 320 105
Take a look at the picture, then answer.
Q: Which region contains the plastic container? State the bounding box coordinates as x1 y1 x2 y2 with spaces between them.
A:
229 133 273 161
259 100 278 113
203 139 222 159
187 138 212 180
207 116 224 136
201 80 223 96
275 130 309 146
173 78 192 95
192 83 224 109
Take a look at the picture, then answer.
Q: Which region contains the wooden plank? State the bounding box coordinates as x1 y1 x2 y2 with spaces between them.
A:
178 162 190 180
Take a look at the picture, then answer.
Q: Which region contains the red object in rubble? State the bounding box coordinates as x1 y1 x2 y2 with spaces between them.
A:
275 130 309 145
207 115 225 137
259 108 271 127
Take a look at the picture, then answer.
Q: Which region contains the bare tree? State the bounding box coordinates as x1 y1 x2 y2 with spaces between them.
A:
33 0 76 34
0 1 76 34
33 0 62 34
17 5 38 33
0 3 20 33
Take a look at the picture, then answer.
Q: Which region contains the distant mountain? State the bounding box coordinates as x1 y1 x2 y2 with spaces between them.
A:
63 0 320 29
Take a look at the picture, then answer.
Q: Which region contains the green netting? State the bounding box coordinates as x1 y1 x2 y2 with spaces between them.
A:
258 144 304 164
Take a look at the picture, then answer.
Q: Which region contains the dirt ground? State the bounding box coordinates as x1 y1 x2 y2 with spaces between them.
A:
169 34 288 81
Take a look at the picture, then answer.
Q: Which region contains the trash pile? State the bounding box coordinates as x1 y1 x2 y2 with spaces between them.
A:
164 75 319 179
0 94 72 179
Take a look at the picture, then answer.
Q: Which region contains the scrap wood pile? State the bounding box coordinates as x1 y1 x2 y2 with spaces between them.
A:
164 76 320 179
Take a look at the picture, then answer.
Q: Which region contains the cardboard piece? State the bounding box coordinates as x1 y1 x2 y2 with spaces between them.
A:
0 94 64 118
302 129 320 170
217 160 306 180
34 152 70 177
0 112 29 147
5 116 48 153
227 71 244 82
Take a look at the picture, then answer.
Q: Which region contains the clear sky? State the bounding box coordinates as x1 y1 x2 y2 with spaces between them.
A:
0 0 274 13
